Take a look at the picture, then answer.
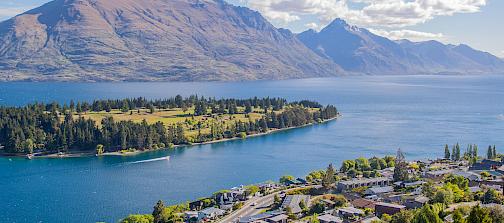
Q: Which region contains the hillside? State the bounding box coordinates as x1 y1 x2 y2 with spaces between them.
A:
0 0 343 81
298 19 504 75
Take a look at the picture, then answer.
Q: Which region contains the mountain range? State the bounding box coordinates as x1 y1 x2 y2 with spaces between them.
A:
0 0 502 81
298 19 504 75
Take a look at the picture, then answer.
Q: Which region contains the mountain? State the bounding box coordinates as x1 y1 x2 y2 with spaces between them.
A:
0 0 343 81
298 19 504 75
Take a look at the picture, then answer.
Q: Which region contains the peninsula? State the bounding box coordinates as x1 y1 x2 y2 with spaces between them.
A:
0 96 338 157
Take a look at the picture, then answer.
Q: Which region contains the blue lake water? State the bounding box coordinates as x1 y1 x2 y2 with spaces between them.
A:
1 75 504 222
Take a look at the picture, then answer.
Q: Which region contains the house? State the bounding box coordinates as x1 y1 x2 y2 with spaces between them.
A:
320 199 336 210
404 196 429 209
335 207 364 218
189 200 207 211
337 177 393 192
401 181 425 188
453 171 482 186
281 195 310 214
296 178 308 185
266 214 288 223
364 186 394 196
214 188 247 204
184 211 199 222
198 207 225 220
239 211 286 223
470 159 503 171
219 203 233 212
318 213 343 223
351 198 377 209
375 202 406 217
424 169 454 180
360 216 381 223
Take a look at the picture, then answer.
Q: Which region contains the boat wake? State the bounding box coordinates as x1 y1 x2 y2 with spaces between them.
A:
129 156 170 164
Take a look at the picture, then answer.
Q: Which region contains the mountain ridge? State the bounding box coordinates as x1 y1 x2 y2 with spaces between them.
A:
297 19 504 75
0 0 343 81
0 1 502 82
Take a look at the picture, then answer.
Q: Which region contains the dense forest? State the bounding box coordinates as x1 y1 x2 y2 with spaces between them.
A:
0 96 338 154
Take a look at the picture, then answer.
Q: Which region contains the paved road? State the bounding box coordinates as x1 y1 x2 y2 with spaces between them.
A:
217 192 278 223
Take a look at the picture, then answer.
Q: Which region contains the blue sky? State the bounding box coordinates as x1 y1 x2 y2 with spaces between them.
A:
1 0 502 57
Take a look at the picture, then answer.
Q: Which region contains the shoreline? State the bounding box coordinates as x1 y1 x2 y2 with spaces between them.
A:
1 116 339 159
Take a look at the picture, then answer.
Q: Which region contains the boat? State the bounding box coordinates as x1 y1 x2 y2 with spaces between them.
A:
26 154 34 160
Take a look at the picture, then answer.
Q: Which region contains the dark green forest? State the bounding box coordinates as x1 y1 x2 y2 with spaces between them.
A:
0 96 338 154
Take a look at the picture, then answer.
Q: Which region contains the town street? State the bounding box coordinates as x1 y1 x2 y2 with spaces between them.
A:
217 192 278 223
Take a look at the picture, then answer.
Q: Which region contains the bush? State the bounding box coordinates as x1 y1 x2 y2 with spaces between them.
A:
121 214 154 223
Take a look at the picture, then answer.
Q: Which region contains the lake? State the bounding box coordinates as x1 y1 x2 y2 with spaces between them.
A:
1 75 504 222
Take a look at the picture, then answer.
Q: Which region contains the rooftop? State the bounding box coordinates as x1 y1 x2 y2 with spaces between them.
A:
281 195 310 214
339 177 391 185
366 186 394 194
375 202 406 209
318 213 343 222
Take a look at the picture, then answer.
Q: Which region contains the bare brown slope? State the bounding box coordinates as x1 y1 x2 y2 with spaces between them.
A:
0 0 343 81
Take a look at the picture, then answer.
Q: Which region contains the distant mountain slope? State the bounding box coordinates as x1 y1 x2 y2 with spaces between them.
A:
0 0 343 81
298 19 504 75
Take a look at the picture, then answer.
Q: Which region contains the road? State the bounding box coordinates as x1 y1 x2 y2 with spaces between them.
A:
217 192 278 223
217 185 317 223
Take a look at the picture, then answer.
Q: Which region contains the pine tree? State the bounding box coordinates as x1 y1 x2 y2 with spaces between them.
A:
488 146 494 160
444 144 451 159
455 143 461 161
393 149 409 182
322 164 336 189
153 200 165 223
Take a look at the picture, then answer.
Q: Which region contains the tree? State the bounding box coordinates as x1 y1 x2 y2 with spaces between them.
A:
152 200 165 223
322 164 336 189
452 208 467 223
121 214 154 223
274 194 281 206
445 144 451 159
412 204 442 223
391 209 414 223
483 188 503 204
24 139 35 154
467 205 491 223
488 146 494 160
355 157 371 171
149 104 156 114
394 149 409 182
96 144 104 155
280 175 294 185
245 185 260 196
340 160 356 172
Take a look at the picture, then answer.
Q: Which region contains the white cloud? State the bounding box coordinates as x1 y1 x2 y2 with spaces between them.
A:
245 0 486 28
369 29 445 42
305 22 319 30
0 7 26 20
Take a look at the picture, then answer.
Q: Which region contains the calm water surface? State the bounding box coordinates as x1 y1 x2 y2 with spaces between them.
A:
1 75 504 222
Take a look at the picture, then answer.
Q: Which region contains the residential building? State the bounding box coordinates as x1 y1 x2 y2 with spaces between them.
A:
404 196 429 209
335 207 364 218
351 198 377 209
424 169 454 180
337 177 393 192
238 211 286 223
364 186 394 196
281 195 310 214
318 213 343 223
375 202 406 217
198 207 225 220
